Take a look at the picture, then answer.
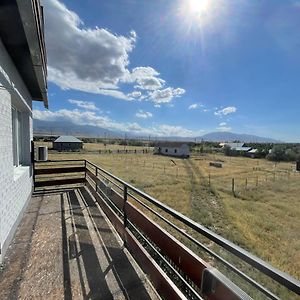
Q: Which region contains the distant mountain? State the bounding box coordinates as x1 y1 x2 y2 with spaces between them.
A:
33 119 280 143
199 132 280 143
33 119 121 138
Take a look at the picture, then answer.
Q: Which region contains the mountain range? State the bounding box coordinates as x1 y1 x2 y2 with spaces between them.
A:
33 119 280 143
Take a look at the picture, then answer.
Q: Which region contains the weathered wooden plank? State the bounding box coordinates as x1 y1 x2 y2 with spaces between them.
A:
35 177 85 187
35 166 86 175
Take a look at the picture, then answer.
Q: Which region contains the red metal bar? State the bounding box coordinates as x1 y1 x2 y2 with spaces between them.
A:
125 229 187 300
125 201 209 289
85 181 188 300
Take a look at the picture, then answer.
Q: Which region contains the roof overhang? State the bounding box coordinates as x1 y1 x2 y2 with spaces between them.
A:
0 0 48 108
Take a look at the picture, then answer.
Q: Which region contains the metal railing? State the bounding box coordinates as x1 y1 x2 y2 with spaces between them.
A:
33 159 300 300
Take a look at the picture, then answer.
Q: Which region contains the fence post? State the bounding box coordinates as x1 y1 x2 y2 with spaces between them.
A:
256 176 258 187
232 178 235 195
176 167 178 177
208 173 211 187
245 178 247 189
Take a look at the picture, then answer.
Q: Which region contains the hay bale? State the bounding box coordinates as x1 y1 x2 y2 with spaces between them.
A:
209 162 222 168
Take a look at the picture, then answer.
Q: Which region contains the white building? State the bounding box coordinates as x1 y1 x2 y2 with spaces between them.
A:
0 0 47 262
154 142 190 158
53 135 83 151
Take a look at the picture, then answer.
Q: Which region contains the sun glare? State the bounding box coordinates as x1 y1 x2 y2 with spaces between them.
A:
188 0 209 15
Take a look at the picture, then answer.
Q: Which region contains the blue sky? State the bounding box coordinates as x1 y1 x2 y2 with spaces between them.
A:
34 0 300 141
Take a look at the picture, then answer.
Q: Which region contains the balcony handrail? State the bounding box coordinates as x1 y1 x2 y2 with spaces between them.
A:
85 160 300 296
33 159 300 298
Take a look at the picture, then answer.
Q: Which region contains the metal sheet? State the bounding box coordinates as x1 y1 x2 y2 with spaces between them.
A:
126 202 209 289
125 229 188 300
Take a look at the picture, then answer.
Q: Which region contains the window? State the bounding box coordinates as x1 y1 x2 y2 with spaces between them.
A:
165 148 168 153
11 107 23 167
174 149 177 153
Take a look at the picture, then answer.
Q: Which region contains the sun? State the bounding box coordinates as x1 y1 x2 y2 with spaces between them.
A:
188 0 209 15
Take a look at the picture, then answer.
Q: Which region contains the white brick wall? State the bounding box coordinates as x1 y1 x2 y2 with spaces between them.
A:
0 39 34 263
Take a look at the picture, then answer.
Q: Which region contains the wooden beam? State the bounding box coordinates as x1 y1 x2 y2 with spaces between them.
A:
35 166 86 175
34 177 85 187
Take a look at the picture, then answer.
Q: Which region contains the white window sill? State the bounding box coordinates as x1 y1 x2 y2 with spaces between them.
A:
13 165 30 181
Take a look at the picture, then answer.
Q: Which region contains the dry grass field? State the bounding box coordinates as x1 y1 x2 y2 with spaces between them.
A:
35 142 300 297
193 154 300 279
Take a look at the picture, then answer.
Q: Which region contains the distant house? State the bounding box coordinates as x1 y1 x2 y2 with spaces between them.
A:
246 148 259 158
53 136 83 151
234 146 252 152
222 142 252 152
222 142 245 149
154 142 190 158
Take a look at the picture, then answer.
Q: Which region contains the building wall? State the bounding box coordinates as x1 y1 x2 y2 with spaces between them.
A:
53 142 83 151
0 39 33 263
158 145 190 157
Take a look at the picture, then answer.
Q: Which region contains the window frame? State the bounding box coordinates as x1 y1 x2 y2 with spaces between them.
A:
11 106 23 167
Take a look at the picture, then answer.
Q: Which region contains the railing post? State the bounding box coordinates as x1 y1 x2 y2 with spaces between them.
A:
84 160 87 185
123 184 128 228
123 184 128 246
95 167 98 191
31 140 36 191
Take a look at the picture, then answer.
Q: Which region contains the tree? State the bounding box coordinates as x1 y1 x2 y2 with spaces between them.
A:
284 149 297 161
223 145 231 156
267 145 286 161
267 145 299 162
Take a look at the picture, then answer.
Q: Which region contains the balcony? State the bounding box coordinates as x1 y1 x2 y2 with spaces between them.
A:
0 159 299 299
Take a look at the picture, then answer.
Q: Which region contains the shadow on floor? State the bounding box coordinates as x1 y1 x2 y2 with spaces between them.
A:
61 187 153 300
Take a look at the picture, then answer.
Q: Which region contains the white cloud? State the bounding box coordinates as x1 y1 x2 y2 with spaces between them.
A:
127 91 142 98
216 126 231 132
44 0 136 98
135 110 153 119
149 87 185 104
188 103 199 110
68 99 98 110
43 0 186 104
217 121 230 131
128 67 165 90
214 106 237 116
154 104 161 108
33 108 202 137
188 103 204 110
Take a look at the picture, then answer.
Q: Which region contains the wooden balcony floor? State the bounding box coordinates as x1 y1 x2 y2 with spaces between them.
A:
0 187 160 300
